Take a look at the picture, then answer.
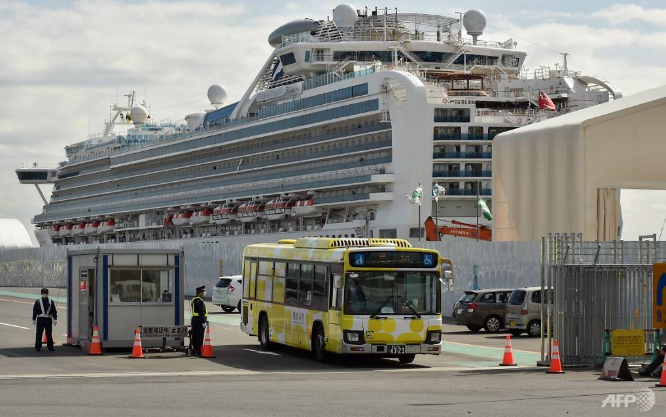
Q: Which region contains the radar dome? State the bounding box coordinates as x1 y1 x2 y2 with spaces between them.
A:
207 84 227 109
333 4 358 28
130 105 149 124
463 9 486 44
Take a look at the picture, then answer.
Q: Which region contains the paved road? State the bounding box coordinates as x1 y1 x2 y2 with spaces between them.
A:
0 287 663 416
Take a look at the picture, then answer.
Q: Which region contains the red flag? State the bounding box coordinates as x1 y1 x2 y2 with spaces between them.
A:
538 91 556 111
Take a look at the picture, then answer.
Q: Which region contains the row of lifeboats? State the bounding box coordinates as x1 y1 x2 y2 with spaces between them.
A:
49 198 319 238
165 198 319 227
49 219 116 238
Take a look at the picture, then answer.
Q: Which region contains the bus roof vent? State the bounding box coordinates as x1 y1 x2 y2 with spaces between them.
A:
278 239 297 245
368 238 412 248
293 237 412 249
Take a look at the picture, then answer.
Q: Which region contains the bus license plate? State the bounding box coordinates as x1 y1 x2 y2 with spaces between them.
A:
387 345 406 355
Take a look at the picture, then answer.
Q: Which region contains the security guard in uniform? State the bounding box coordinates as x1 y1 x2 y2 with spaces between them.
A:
190 286 208 356
32 288 58 351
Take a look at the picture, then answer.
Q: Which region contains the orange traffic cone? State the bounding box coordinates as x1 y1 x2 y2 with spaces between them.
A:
656 367 666 387
89 325 102 355
200 325 215 358
129 327 144 358
547 339 565 374
499 334 517 366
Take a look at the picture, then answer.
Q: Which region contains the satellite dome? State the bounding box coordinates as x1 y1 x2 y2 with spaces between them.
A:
333 4 358 29
463 9 486 35
207 84 227 109
463 9 486 44
129 105 149 124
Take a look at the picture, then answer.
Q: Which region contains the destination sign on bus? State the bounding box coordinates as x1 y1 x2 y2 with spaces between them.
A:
349 251 439 268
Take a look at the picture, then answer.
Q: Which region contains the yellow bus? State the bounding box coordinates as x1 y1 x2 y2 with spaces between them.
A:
240 237 454 363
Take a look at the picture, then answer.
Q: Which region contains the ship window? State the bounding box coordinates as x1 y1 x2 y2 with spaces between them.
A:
413 51 453 63
434 108 470 123
488 126 516 140
279 53 296 66
304 50 311 62
434 126 462 140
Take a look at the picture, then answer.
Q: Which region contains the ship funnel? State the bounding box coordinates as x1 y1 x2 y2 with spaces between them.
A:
130 105 149 124
207 84 227 109
463 9 486 45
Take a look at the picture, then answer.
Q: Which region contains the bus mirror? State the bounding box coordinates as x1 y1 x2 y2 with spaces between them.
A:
333 274 342 290
441 258 455 293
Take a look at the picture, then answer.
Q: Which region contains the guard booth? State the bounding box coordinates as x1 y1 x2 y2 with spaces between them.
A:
66 249 185 349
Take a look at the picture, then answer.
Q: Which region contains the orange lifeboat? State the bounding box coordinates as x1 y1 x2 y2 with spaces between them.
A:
291 198 319 217
48 225 61 238
71 223 86 236
190 208 212 226
98 219 116 234
264 197 294 221
59 224 74 237
84 221 100 235
238 200 264 223
172 212 192 227
163 213 175 227
212 203 237 225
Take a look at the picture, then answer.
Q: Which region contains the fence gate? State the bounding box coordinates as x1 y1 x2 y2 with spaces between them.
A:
542 233 659 366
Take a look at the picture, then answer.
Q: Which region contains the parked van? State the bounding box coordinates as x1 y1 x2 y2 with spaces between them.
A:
506 287 552 337
452 289 513 333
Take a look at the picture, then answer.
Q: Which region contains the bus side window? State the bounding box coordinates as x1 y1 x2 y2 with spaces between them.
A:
242 259 251 299
285 262 299 306
330 274 342 310
249 260 258 299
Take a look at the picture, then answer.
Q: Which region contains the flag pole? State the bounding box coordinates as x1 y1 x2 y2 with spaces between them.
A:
476 179 480 242
418 203 421 241
435 196 439 241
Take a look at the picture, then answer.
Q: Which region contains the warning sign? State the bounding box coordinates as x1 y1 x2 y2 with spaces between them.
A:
654 264 666 329
610 330 645 357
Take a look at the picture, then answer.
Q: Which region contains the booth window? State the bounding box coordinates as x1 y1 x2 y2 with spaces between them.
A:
109 269 173 304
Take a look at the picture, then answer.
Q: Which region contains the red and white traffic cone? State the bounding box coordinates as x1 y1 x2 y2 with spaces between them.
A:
129 327 144 359
499 335 517 366
200 325 215 358
89 325 102 355
547 339 565 374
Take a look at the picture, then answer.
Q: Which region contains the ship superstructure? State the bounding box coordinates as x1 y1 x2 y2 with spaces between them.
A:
18 4 622 245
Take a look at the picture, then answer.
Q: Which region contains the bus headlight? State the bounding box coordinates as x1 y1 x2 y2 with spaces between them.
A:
426 330 441 344
344 331 365 345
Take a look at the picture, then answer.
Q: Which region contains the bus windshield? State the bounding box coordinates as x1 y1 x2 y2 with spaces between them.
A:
344 271 441 315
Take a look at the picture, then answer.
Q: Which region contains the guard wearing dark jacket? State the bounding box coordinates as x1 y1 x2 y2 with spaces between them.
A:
190 286 208 356
32 288 57 351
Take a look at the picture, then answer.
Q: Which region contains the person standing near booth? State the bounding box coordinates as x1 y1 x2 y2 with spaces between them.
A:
190 286 208 356
32 288 57 351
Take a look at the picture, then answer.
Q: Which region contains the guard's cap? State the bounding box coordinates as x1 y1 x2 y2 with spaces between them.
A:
196 286 206 292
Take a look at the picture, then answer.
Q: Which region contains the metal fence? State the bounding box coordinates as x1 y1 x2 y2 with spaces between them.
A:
543 233 663 366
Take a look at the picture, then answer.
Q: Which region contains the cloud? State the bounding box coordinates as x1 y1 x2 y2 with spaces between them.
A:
592 3 666 25
0 0 304 244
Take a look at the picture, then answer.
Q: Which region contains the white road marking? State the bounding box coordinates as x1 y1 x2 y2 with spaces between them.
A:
244 348 281 356
443 340 541 355
0 365 539 381
0 322 29 330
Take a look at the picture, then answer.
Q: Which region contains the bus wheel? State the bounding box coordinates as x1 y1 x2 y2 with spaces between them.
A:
398 354 416 364
259 315 273 351
312 325 328 363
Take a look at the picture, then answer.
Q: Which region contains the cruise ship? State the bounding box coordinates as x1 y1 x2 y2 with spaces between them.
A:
17 5 622 246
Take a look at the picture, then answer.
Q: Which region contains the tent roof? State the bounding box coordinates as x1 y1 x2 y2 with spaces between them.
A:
498 84 666 137
0 219 33 250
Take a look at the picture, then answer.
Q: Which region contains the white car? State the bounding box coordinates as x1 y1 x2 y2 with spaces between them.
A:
212 275 243 313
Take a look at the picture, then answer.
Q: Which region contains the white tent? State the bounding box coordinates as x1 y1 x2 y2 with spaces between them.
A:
0 219 33 249
493 85 666 241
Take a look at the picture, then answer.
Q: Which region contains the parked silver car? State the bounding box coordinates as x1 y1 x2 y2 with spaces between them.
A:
506 287 552 337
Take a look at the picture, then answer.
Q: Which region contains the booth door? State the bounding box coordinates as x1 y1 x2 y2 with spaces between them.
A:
78 268 96 341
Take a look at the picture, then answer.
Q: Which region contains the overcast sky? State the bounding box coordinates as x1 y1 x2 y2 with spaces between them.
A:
1 0 665 245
